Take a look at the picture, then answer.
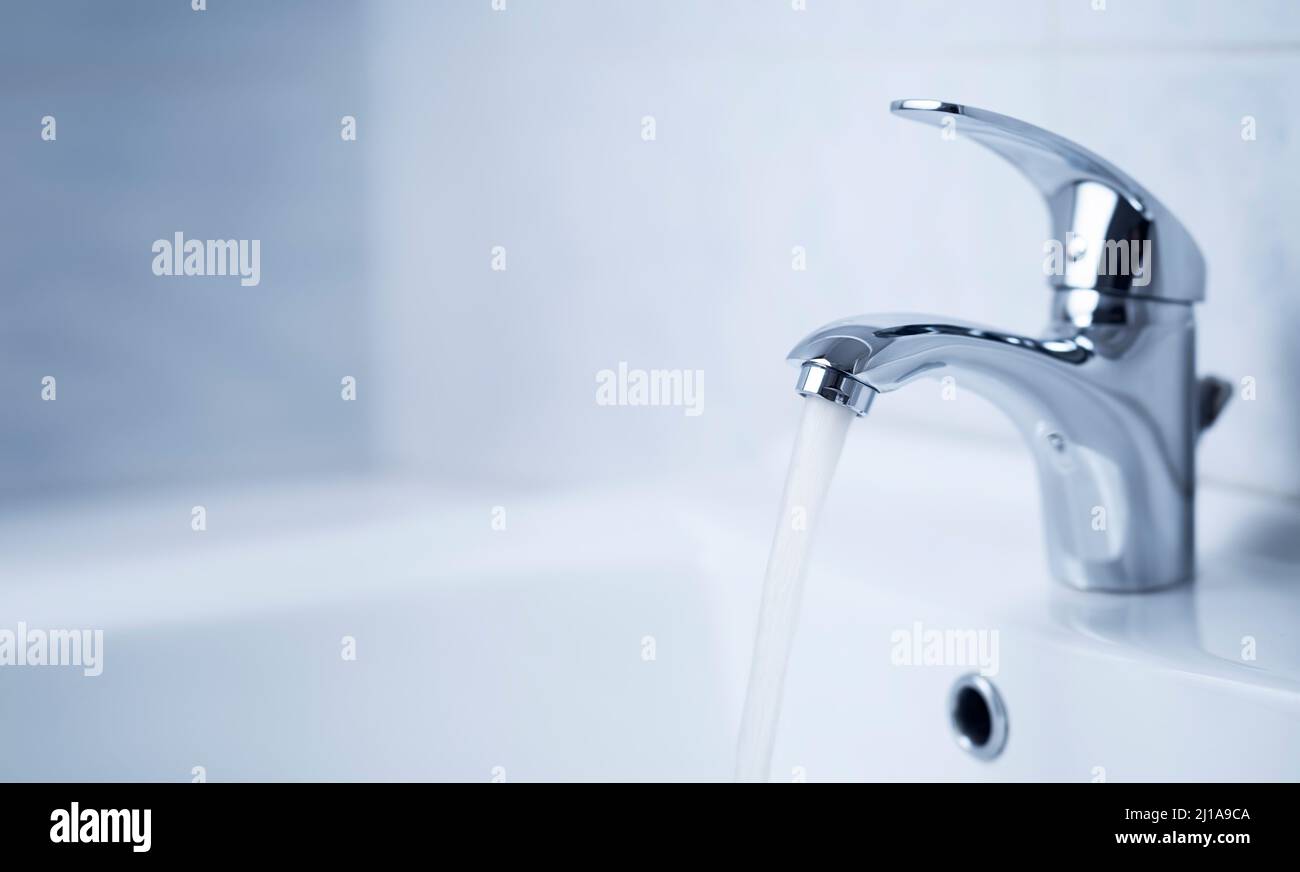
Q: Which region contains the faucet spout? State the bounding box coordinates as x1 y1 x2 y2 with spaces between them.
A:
787 294 1205 593
790 312 1091 398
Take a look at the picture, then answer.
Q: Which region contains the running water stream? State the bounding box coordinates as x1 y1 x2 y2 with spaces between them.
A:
735 396 855 782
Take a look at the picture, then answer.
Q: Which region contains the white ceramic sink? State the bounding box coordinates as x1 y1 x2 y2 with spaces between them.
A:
1 426 1297 781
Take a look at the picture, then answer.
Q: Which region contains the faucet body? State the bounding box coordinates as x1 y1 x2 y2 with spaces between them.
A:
790 102 1228 593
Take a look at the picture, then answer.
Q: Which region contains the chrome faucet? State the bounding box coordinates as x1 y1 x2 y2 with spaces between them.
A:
789 100 1230 593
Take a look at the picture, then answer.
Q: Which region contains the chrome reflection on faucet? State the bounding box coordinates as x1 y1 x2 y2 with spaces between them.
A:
789 100 1231 593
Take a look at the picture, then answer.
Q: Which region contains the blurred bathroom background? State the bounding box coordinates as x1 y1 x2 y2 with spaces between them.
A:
4 0 1300 785
2 0 1298 515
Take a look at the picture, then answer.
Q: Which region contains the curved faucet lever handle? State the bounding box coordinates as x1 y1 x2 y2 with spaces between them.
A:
891 99 1205 303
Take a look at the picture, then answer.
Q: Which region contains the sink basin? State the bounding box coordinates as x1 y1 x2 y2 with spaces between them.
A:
1 426 1296 781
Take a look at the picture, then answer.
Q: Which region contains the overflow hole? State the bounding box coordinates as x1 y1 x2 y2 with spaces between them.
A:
948 674 1008 761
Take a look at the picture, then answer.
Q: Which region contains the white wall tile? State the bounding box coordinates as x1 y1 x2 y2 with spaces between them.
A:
1048 0 1300 48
